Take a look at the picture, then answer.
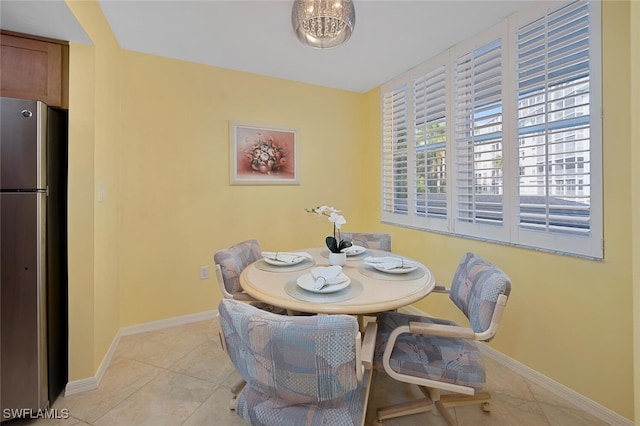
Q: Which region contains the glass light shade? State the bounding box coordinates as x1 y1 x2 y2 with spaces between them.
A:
292 0 356 48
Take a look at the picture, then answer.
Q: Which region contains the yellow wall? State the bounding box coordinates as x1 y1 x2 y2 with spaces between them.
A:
116 52 367 325
631 0 640 421
65 0 635 421
65 0 121 379
362 1 635 419
66 40 95 380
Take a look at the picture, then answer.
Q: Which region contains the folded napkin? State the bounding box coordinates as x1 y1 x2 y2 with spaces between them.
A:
310 265 348 290
262 251 312 264
341 245 364 254
363 256 418 271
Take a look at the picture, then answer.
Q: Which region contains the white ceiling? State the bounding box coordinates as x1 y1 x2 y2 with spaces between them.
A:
0 0 538 93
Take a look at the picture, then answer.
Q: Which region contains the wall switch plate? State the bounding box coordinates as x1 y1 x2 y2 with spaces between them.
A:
98 183 105 202
200 266 210 280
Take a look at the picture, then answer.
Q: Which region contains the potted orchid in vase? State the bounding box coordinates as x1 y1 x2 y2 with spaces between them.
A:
306 205 352 265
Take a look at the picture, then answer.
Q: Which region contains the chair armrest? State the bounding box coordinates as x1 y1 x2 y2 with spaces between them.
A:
380 324 476 395
231 292 256 302
408 321 476 339
432 284 450 294
215 264 239 300
360 322 377 370
355 322 378 381
218 316 228 353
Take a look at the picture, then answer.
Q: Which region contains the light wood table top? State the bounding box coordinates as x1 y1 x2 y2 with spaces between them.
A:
240 247 435 315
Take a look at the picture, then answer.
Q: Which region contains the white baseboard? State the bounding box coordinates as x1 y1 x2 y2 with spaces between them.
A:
64 310 218 397
64 307 633 425
399 305 632 426
119 310 218 336
63 376 98 396
479 344 633 426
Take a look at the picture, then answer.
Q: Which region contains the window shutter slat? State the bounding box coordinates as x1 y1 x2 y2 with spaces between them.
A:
516 0 592 236
381 0 601 258
455 37 504 226
382 85 409 215
414 65 447 219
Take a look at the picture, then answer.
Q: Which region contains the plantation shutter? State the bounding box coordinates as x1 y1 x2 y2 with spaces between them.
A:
454 37 504 233
382 85 409 217
379 0 601 258
516 0 592 236
413 66 447 222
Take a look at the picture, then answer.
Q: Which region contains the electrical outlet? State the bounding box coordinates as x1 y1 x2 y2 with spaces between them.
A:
200 266 210 280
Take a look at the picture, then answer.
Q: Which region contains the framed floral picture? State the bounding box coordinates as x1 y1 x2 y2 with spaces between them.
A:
229 122 299 185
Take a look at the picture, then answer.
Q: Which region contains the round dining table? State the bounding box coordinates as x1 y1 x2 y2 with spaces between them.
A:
240 247 435 315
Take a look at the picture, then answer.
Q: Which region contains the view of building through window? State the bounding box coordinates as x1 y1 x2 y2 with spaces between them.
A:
382 0 601 257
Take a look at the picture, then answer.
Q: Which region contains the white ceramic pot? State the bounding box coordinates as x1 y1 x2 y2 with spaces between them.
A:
328 252 347 266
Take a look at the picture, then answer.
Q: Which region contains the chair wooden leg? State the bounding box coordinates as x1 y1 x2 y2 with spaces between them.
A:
376 387 491 424
230 378 246 396
375 385 437 422
376 397 434 422
434 391 491 424
439 391 491 408
434 400 457 426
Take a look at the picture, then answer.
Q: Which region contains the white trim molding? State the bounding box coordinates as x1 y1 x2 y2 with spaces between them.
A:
64 306 632 425
119 310 218 337
479 344 633 426
64 310 217 397
399 305 632 426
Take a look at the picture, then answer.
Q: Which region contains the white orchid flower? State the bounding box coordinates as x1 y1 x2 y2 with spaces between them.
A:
320 206 329 214
306 204 351 253
328 212 347 229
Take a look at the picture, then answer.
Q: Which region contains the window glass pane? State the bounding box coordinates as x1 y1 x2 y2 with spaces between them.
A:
414 65 447 219
516 1 591 235
455 38 503 225
382 85 409 215
380 0 600 258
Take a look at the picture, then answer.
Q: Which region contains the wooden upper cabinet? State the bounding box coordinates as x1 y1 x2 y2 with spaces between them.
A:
0 31 69 108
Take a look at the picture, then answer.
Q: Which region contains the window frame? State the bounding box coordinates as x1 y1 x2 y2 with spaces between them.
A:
380 0 602 259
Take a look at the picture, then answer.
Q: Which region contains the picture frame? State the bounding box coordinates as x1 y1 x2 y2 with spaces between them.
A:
229 121 299 185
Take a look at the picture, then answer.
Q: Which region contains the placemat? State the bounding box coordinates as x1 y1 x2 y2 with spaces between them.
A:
284 278 364 303
357 263 426 281
320 249 370 261
254 258 315 273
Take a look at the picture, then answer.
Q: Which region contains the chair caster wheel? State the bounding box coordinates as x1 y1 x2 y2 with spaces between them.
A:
481 402 491 412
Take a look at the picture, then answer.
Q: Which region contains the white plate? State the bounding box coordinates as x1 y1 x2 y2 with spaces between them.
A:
342 245 366 256
296 273 351 294
263 256 306 266
372 264 418 274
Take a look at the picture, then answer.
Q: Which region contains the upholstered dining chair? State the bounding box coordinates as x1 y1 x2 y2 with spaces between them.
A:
214 239 289 396
341 232 392 252
373 252 511 425
218 298 377 426
214 239 286 315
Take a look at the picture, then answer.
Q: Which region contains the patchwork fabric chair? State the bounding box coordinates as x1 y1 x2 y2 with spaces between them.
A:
373 252 511 425
341 232 392 252
218 298 377 426
341 232 393 325
214 239 286 315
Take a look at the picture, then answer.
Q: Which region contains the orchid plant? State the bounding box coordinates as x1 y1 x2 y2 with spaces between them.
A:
306 205 352 254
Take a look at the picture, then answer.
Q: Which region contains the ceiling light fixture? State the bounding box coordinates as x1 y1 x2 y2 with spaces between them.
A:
292 0 356 49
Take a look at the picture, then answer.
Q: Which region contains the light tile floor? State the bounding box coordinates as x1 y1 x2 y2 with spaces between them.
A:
8 316 609 426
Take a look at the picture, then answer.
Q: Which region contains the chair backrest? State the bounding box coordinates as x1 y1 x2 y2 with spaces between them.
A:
341 232 392 251
213 239 262 296
218 298 361 404
449 252 511 339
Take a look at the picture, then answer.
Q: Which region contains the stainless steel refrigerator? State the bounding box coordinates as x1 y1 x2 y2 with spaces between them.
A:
0 97 68 420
